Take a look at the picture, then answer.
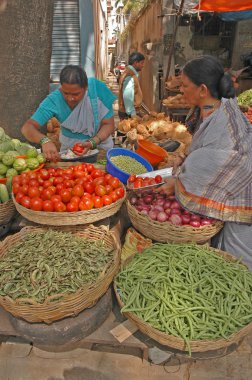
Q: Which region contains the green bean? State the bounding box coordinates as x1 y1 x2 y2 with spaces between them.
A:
110 155 147 175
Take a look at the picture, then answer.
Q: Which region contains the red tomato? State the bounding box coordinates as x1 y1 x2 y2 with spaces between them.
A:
105 184 113 194
20 172 29 181
155 175 163 184
110 191 118 203
86 164 94 173
53 177 64 186
93 177 106 186
40 169 50 180
21 184 29 195
91 169 103 179
43 180 53 188
55 169 64 177
48 168 56 177
108 177 120 189
43 200 54 212
128 175 136 183
54 201 66 212
12 175 21 185
81 193 92 200
84 182 95 194
47 185 56 194
30 197 43 211
29 172 38 180
133 180 142 189
29 179 39 188
93 195 103 208
104 173 113 183
21 178 29 186
64 179 75 188
56 184 65 194
73 170 86 179
64 168 74 177
115 187 125 199
73 164 85 172
66 202 79 212
12 183 20 195
102 194 112 206
70 196 81 205
95 185 106 197
72 185 84 197
79 198 94 210
41 188 53 201
51 194 62 203
59 189 72 203
37 175 45 185
28 187 41 198
15 192 25 204
21 196 31 209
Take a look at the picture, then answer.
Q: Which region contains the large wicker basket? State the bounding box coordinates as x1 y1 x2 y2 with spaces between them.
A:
13 188 126 225
0 200 16 225
114 247 252 353
0 225 120 324
126 200 223 243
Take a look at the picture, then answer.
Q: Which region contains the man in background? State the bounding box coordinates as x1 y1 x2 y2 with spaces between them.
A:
118 52 145 120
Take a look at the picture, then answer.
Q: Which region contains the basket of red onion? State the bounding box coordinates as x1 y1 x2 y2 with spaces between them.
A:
126 190 224 243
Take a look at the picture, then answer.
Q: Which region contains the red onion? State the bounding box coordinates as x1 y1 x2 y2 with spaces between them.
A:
130 196 138 205
170 201 181 209
154 198 165 206
168 195 176 201
182 210 191 215
190 214 201 221
169 214 182 225
200 219 211 226
163 200 171 209
148 210 158 220
157 211 168 222
170 208 181 215
190 220 201 228
181 214 191 224
165 208 171 215
152 205 164 213
140 209 149 215
143 195 154 204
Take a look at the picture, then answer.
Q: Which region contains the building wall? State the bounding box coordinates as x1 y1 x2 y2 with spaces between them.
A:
79 0 95 77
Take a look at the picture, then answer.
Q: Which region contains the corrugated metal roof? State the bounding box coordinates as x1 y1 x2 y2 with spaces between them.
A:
50 0 80 82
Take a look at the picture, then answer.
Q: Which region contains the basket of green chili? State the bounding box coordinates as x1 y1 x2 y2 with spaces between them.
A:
114 243 252 355
0 225 120 324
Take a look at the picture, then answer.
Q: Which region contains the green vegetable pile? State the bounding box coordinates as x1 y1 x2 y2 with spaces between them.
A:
0 230 114 303
115 243 252 354
111 155 147 175
238 89 252 107
0 127 45 181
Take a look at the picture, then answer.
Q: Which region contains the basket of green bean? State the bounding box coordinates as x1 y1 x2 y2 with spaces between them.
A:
0 225 120 324
114 243 252 355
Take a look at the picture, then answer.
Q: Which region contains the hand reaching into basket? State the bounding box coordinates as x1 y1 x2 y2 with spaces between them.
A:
172 153 186 175
155 177 175 196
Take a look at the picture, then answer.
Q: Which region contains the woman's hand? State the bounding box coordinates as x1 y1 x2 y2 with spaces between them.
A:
172 153 186 175
155 177 175 196
71 141 91 156
42 142 60 162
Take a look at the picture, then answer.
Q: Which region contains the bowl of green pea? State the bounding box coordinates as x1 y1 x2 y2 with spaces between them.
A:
106 148 153 184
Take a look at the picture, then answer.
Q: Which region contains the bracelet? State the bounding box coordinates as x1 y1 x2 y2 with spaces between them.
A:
88 138 97 149
94 135 101 145
39 136 51 146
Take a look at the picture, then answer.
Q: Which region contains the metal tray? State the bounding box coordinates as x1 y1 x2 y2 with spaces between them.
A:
126 168 173 192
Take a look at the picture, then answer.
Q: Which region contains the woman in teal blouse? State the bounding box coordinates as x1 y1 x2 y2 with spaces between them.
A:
21 65 117 161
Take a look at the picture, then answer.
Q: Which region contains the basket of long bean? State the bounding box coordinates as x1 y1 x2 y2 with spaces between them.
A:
114 243 252 355
126 200 223 243
0 225 120 323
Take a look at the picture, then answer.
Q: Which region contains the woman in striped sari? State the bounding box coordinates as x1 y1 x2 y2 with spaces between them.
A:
158 56 252 269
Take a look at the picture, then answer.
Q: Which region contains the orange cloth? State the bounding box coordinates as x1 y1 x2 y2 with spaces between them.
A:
196 0 252 12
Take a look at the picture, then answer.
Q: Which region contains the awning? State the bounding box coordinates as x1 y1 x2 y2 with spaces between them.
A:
196 1 252 12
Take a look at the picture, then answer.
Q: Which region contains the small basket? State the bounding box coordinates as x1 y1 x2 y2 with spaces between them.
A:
126 200 223 243
0 225 120 323
114 247 252 353
0 200 16 225
12 188 126 226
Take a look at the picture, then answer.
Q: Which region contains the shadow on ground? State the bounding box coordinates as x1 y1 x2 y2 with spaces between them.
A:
48 366 112 380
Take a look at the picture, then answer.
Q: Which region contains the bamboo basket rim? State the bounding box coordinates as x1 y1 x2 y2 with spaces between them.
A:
0 199 16 224
0 225 120 323
126 200 224 243
114 246 252 353
12 187 126 225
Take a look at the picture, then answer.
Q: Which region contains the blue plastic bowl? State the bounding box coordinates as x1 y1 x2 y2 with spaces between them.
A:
106 148 153 184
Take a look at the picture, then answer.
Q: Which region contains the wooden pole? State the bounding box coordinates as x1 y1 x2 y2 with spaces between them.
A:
164 0 186 83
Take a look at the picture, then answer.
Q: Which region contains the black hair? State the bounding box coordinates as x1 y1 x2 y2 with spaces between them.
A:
128 52 145 65
60 65 88 88
183 55 235 99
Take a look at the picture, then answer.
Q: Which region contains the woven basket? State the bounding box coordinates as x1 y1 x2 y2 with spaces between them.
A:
0 200 16 225
0 225 120 324
12 188 126 226
114 247 252 353
126 200 223 243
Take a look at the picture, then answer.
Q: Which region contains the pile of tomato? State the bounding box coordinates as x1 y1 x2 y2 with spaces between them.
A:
12 163 125 212
127 174 163 189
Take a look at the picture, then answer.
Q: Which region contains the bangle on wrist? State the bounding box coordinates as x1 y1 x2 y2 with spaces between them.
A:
39 136 51 146
94 135 101 145
88 138 97 149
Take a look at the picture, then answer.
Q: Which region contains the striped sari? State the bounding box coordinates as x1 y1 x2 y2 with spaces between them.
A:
175 98 252 268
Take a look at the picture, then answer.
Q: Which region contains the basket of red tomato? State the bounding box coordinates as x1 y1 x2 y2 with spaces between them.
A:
12 163 126 225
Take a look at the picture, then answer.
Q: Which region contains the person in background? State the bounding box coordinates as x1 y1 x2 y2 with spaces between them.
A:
21 65 117 162
118 52 145 120
157 55 252 270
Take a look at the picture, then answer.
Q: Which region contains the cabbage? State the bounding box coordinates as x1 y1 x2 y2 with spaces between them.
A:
2 153 15 166
37 153 45 163
6 168 18 178
13 158 27 172
26 147 38 158
26 158 40 170
0 151 5 161
0 163 8 175
11 139 22 149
